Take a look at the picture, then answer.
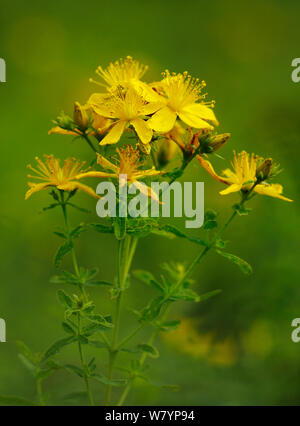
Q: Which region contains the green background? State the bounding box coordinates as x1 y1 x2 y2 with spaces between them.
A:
0 0 299 405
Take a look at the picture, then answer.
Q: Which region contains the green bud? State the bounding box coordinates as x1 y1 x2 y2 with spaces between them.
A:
209 133 231 152
55 112 74 130
256 158 273 181
74 102 89 131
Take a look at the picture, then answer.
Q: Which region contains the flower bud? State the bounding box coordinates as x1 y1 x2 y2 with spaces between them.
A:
74 102 89 131
209 133 231 152
157 140 178 166
256 158 273 181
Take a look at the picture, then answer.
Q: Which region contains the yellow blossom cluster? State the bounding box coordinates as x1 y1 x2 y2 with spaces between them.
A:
26 56 292 204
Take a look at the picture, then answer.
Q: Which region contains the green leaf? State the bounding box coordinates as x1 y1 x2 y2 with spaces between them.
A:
203 209 218 230
16 341 36 363
198 289 222 302
0 395 37 406
53 231 67 239
82 322 111 337
92 374 127 386
137 344 159 358
57 289 73 308
64 364 85 378
133 270 164 293
160 225 207 246
54 240 74 267
62 321 76 335
157 320 181 332
216 250 253 275
67 202 90 213
140 296 165 322
36 368 55 381
89 223 114 234
70 223 86 239
171 288 200 302
114 217 126 240
88 340 109 349
215 238 227 249
42 203 60 212
204 209 217 221
127 217 159 237
233 203 252 216
85 280 114 288
42 336 77 362
203 220 218 230
50 270 79 286
18 354 36 376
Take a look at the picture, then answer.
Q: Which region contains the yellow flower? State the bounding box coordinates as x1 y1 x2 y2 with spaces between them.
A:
198 150 293 202
25 155 99 200
90 56 149 92
88 87 162 145
147 71 218 133
76 145 163 201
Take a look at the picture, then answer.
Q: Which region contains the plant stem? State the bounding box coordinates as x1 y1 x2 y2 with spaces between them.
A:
77 314 95 406
82 133 98 153
36 378 45 406
105 236 138 406
59 191 95 406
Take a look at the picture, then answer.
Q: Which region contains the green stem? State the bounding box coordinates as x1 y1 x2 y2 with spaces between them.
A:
82 133 98 153
59 191 95 406
77 314 95 406
105 236 138 406
36 378 45 406
116 324 143 351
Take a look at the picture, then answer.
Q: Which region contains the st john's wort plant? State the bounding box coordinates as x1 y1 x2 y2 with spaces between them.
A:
1 57 292 406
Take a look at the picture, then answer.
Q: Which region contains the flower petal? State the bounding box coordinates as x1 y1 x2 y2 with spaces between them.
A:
131 118 153 144
147 106 177 132
183 103 219 125
219 184 242 195
100 121 126 145
88 93 115 118
197 156 230 184
96 153 119 172
255 183 293 202
48 127 81 136
132 180 160 203
132 167 163 179
25 183 51 200
75 171 115 180
178 111 214 130
140 102 165 116
58 181 100 199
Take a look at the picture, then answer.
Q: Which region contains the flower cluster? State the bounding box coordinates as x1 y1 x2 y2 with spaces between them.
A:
22 57 292 407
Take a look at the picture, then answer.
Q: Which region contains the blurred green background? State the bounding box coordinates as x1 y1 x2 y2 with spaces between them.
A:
0 0 300 406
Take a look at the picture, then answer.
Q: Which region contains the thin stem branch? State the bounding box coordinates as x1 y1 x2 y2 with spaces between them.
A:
82 133 98 153
36 378 45 406
59 191 95 406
